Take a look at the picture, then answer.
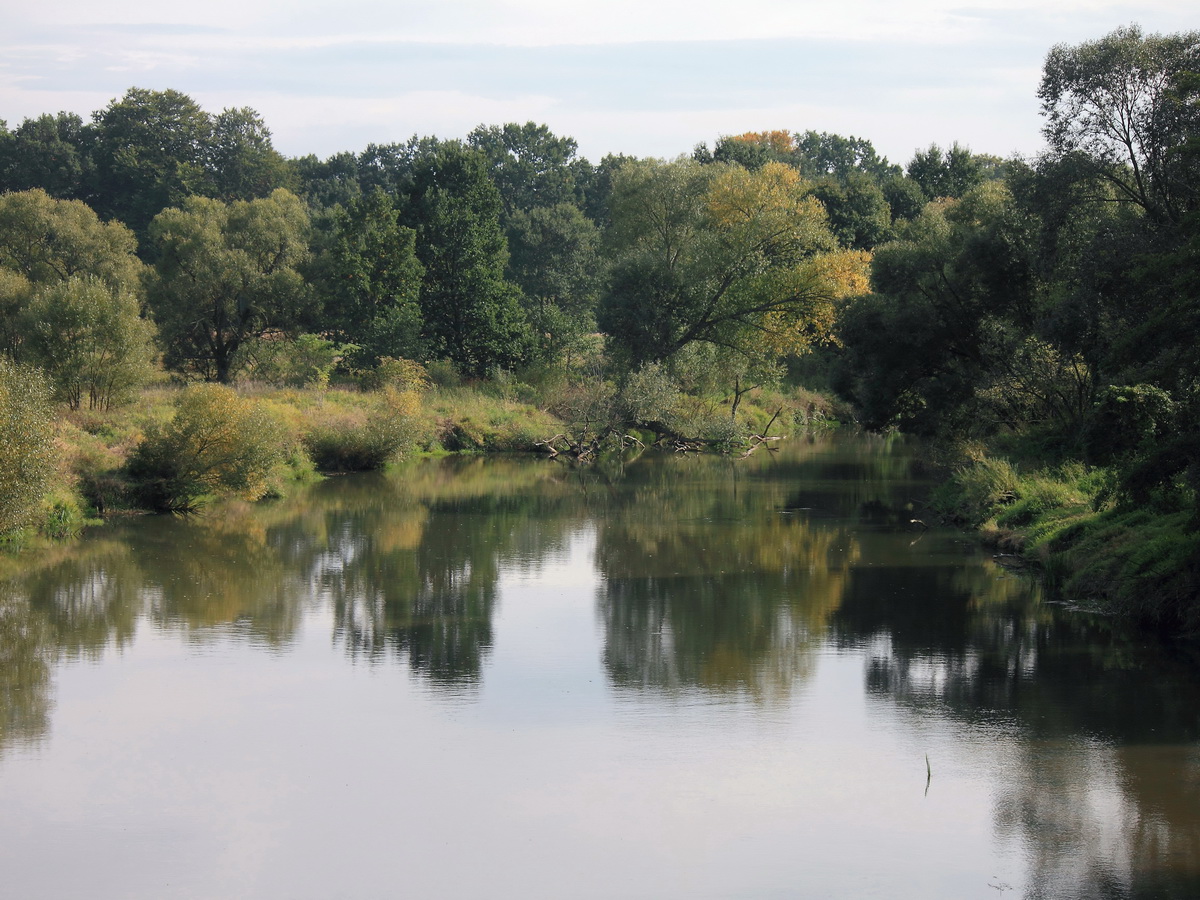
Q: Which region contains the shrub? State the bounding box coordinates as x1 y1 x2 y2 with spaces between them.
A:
126 384 287 511
0 360 57 538
235 333 354 388
301 386 423 470
360 357 431 393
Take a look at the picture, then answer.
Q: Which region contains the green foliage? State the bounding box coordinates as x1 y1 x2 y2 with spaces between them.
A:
880 175 928 222
834 183 1058 438
931 456 1021 527
0 268 32 357
0 112 90 199
319 189 425 366
1083 384 1176 465
147 189 313 382
87 89 292 238
0 188 143 290
600 158 843 368
362 357 431 393
288 150 363 211
301 387 425 470
19 276 157 409
126 384 288 511
467 122 582 216
0 360 57 538
236 334 354 388
905 143 986 199
1056 509 1200 631
402 142 533 375
791 130 902 181
1039 25 1200 224
809 173 893 250
207 107 293 202
506 202 603 360
87 88 215 238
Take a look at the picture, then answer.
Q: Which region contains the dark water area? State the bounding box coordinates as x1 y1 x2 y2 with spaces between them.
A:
1 432 1198 899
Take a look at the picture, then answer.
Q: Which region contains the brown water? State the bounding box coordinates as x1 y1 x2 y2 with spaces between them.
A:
1 432 1197 899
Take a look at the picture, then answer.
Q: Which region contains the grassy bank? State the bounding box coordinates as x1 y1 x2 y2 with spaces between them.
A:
931 455 1200 634
3 369 843 548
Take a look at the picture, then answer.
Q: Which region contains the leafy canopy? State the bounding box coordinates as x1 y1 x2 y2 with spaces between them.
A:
600 158 863 367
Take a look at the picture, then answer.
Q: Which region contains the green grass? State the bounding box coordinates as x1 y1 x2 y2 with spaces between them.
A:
932 454 1200 634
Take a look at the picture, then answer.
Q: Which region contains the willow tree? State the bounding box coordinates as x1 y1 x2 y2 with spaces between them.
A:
146 189 311 382
599 158 866 370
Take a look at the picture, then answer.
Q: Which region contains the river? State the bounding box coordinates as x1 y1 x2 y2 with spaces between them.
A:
1 431 1197 899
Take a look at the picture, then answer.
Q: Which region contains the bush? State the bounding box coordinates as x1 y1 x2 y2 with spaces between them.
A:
301 386 424 470
359 357 430 393
235 333 354 388
0 360 57 538
126 384 288 511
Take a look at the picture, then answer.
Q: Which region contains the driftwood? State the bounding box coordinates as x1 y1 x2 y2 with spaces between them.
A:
737 407 784 459
539 404 790 463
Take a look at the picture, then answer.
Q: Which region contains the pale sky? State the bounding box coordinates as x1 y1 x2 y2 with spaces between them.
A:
2 1 1196 166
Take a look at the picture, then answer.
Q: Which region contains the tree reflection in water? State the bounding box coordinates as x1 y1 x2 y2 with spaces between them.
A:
0 434 1197 900
832 559 1200 899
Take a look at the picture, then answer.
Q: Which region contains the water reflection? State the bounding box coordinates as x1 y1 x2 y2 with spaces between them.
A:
831 549 1200 899
0 433 1198 898
592 434 929 702
0 592 53 752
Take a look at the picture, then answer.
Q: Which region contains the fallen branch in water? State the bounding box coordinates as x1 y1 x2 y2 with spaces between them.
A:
738 407 784 459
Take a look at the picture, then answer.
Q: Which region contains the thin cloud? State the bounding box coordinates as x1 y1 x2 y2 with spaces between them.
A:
2 1 1196 163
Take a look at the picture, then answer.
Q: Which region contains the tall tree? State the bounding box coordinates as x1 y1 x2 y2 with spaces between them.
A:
322 189 425 364
0 112 90 199
831 183 1094 439
18 276 156 410
87 88 214 238
467 122 581 216
402 142 531 375
599 159 859 368
810 173 893 250
208 107 292 202
792 130 901 181
0 189 143 290
1039 24 1200 225
289 151 363 212
0 187 145 366
506 202 604 359
147 189 312 383
906 143 985 200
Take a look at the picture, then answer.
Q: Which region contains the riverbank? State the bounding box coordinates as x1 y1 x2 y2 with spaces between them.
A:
2 372 843 548
930 455 1200 635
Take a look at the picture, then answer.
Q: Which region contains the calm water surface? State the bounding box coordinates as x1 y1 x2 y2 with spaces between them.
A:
1 432 1198 899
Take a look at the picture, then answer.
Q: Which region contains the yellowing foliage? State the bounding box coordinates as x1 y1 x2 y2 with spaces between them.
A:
756 251 871 356
705 162 832 261
726 130 796 154
809 249 872 299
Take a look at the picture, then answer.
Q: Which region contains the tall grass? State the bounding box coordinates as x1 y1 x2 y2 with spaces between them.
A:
932 454 1200 633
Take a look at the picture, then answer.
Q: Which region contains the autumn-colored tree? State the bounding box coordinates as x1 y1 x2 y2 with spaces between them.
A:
600 159 862 368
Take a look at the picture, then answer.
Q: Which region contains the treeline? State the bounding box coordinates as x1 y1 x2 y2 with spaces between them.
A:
0 94 975 387
2 26 1199 628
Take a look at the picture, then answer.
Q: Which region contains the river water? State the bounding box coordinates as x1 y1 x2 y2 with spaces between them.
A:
1 432 1197 899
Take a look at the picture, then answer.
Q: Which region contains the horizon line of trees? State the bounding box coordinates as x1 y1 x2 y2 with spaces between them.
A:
1 85 995 390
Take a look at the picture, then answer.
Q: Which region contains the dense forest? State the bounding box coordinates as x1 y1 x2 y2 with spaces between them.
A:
1 25 1198 632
